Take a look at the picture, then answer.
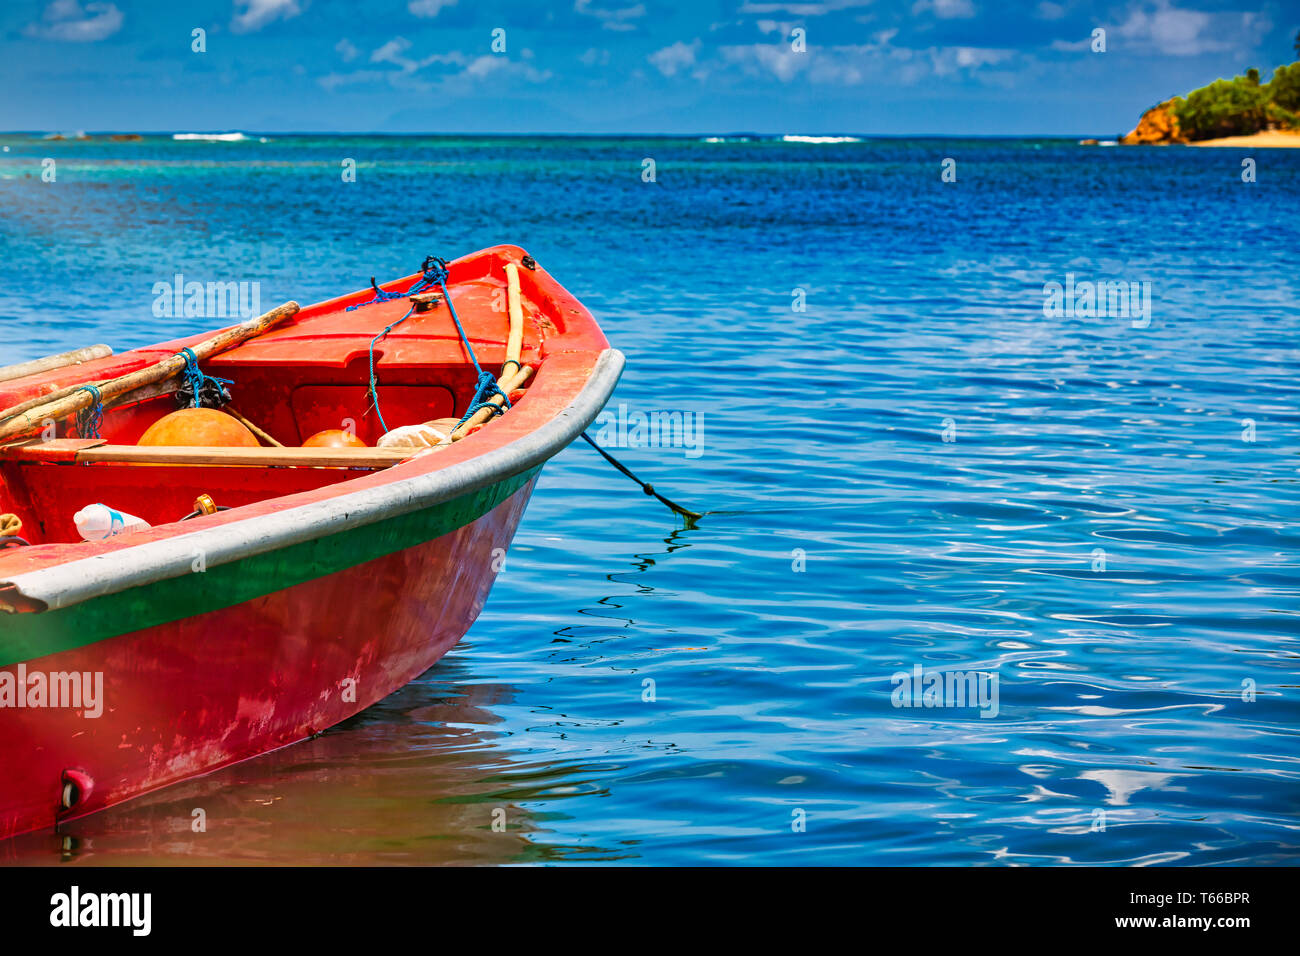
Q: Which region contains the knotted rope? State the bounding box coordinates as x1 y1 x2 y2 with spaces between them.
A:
177 347 233 409
75 384 104 438
351 256 510 432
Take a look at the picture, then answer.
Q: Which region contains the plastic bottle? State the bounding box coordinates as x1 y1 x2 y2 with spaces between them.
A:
73 503 151 541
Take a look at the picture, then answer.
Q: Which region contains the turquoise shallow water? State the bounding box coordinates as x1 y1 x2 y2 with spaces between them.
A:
0 134 1298 865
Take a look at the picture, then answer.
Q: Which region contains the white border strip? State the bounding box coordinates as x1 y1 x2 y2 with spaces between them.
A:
1 349 625 613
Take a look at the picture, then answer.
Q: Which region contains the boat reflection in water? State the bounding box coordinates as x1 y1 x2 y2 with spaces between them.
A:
0 655 613 865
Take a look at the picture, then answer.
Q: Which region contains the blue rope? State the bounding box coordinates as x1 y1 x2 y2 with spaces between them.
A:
352 256 511 433
177 347 233 409
365 307 415 432
346 277 420 311
75 384 103 439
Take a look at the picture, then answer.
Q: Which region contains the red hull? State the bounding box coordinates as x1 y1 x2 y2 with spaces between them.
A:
0 476 535 839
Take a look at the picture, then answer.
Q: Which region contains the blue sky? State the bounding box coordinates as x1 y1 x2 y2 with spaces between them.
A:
2 0 1297 134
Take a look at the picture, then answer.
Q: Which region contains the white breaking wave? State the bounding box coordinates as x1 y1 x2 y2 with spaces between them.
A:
172 132 267 142
781 135 862 143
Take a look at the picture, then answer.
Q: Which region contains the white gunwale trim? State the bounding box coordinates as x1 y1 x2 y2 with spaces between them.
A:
1 349 625 613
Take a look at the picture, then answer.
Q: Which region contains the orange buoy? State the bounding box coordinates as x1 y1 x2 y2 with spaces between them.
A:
139 408 259 447
302 428 368 448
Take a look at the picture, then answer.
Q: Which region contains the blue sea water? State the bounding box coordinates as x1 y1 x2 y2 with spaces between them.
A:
0 134 1297 865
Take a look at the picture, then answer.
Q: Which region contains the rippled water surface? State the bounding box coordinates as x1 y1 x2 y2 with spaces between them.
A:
1 135 1297 865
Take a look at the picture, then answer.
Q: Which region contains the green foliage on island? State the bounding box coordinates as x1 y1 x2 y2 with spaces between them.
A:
1170 60 1300 140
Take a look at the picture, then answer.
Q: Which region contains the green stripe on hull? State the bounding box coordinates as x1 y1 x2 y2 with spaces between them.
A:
0 467 539 668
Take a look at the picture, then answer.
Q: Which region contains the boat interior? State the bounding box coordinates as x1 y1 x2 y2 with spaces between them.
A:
0 354 510 546
0 251 560 549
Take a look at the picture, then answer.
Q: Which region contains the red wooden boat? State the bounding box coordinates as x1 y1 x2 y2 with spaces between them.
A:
0 245 623 839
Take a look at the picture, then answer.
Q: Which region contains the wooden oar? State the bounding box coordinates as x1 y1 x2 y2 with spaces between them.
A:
73 444 405 468
0 302 299 444
0 345 113 384
448 364 533 441
504 262 524 363
0 374 183 427
0 380 105 426
445 262 528 443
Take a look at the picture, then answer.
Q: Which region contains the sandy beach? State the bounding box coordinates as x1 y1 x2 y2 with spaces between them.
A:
1191 130 1300 148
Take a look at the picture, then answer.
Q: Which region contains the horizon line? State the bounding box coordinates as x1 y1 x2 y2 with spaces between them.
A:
0 130 1121 139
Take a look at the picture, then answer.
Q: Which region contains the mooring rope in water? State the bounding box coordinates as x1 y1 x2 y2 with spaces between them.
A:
351 257 509 432
579 432 703 525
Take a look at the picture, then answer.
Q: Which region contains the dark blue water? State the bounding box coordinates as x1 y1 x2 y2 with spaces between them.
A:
1 134 1298 865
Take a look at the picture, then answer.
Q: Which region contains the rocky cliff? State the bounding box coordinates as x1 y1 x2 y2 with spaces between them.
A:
1121 100 1186 145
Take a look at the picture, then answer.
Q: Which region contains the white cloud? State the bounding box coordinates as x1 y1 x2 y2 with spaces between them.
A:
931 46 1013 74
912 0 976 19
718 40 888 84
649 40 701 77
408 0 457 17
231 0 301 34
756 19 803 37
463 56 508 79
1035 1 1067 19
370 37 463 73
740 0 872 13
1115 1 1219 56
706 33 1013 87
336 38 360 62
24 1 123 42
574 0 645 32
449 55 550 83
319 70 390 92
719 43 807 82
579 47 611 66
322 36 550 92
372 37 413 67
1052 2 1266 58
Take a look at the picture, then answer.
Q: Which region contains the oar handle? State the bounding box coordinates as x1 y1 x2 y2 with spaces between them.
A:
0 301 299 443
0 345 113 385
